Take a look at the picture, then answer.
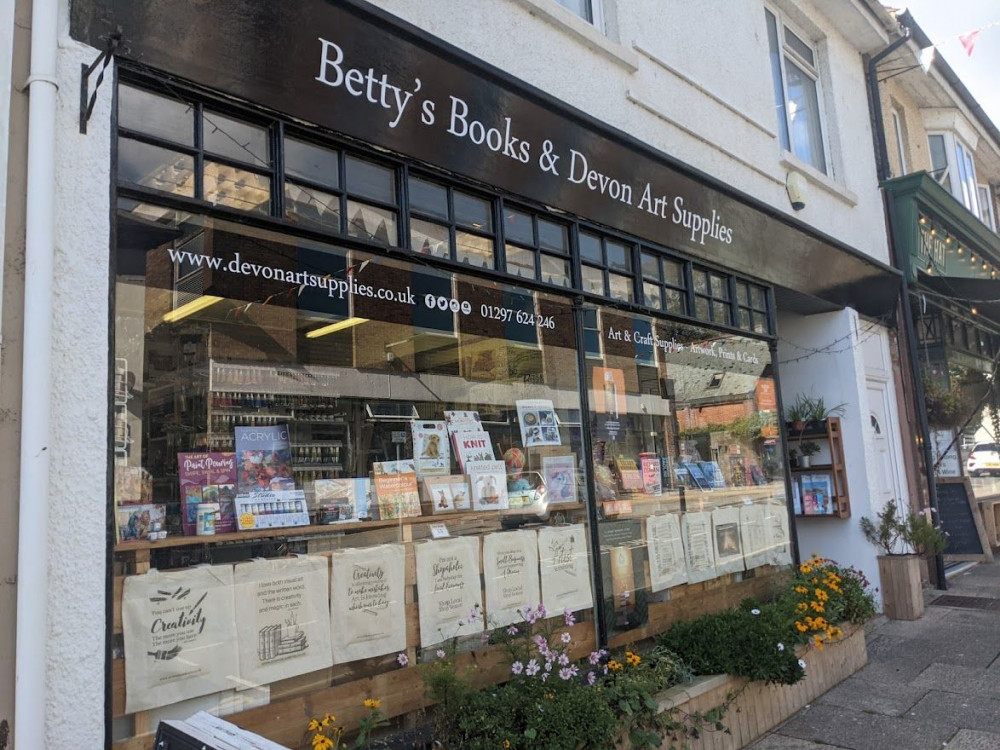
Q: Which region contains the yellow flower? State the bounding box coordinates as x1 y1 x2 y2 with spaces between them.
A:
815 589 829 601
626 652 641 667
813 635 824 650
504 741 511 749
810 601 825 613
308 719 320 732
312 734 333 750
795 621 808 633
321 717 331 728
794 586 808 594
799 564 813 574
545 692 555 700
608 660 623 671
796 602 808 612
363 698 382 709
810 577 819 584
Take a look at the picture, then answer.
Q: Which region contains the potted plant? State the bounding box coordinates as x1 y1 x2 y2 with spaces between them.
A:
860 499 948 620
803 397 846 432
798 441 820 468
784 395 815 432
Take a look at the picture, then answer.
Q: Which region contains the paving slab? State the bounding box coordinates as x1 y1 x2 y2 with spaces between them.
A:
746 734 850 750
944 728 1000 749
905 690 1000 735
913 663 1000 700
776 703 955 750
815 674 928 716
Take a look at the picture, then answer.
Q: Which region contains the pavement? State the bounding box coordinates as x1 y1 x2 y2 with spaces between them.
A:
747 560 1000 750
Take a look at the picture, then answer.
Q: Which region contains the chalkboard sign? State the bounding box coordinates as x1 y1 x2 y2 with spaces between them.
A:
935 478 992 562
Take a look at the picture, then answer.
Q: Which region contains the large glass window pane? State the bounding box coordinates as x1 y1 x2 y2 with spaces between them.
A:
284 137 340 188
411 218 450 258
537 219 569 254
765 10 791 152
662 259 685 288
409 177 449 220
118 139 195 197
608 272 633 302
785 59 826 173
345 156 396 204
539 253 570 287
586 312 790 643
606 241 631 272
112 209 599 747
504 209 534 245
285 182 341 230
505 244 536 278
203 111 269 165
579 232 603 263
455 231 494 268
454 191 492 232
204 162 270 214
118 85 194 145
582 264 604 295
643 282 663 310
641 252 660 280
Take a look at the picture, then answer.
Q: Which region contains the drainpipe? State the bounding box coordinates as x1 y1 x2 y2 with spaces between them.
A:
14 0 59 746
865 28 948 589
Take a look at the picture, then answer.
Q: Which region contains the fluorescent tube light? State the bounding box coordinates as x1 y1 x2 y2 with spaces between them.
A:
163 295 224 323
305 317 368 338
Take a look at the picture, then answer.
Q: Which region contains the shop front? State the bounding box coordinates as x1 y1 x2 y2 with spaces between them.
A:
65 1 902 747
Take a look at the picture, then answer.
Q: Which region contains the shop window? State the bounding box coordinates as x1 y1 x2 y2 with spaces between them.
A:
736 281 769 334
501 207 570 287
283 136 342 231
408 174 496 268
765 7 827 174
640 248 687 315
579 230 635 302
891 108 907 176
977 185 996 230
928 131 983 220
692 267 732 327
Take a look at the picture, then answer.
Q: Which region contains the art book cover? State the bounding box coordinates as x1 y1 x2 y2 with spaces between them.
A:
178 452 238 535
411 420 450 477
313 477 372 521
235 425 295 495
444 410 483 433
373 471 422 520
116 504 166 542
372 459 417 475
516 399 561 448
465 459 509 511
801 474 834 515
114 465 152 506
640 454 662 495
452 430 496 472
615 456 644 492
541 455 578 504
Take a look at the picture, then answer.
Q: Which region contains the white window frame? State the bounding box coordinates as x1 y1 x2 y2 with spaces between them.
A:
927 130 983 219
554 0 604 31
764 6 829 175
978 184 996 231
891 108 907 176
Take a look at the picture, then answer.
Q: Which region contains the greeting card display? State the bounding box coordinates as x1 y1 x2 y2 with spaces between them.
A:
466 459 509 511
234 425 309 530
537 524 593 613
646 514 688 592
452 431 496 472
415 537 483 647
682 511 717 584
411 420 451 477
712 506 745 575
178 452 237 535
373 471 422 519
122 565 239 713
541 455 577 504
234 556 333 686
330 544 406 663
421 475 471 513
482 530 540 628
516 399 561 447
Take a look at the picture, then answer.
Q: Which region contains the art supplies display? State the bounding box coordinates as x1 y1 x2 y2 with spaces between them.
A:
537 524 594 614
330 544 407 663
411 420 451 477
233 556 333 686
466 460 509 511
682 512 717 584
482 530 541 628
516 399 561 447
712 506 745 575
178 452 237 535
235 425 309 530
312 477 371 522
415 537 484 647
122 565 239 713
422 475 471 513
645 514 689 592
541 454 578 504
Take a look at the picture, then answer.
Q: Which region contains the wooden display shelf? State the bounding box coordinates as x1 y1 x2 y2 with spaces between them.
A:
787 417 850 518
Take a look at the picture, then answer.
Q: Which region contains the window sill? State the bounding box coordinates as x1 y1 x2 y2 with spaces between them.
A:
509 0 639 72
779 155 857 208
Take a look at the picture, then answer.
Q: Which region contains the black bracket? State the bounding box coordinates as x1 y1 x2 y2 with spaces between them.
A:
79 29 122 134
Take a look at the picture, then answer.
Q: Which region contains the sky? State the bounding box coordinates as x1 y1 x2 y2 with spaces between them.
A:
892 1 1000 127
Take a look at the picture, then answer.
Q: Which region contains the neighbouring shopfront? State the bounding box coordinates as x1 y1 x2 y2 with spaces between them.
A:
67 1 902 747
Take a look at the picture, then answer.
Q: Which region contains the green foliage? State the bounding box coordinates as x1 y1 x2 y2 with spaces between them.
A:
785 394 846 424
922 370 966 429
860 499 948 558
799 441 821 457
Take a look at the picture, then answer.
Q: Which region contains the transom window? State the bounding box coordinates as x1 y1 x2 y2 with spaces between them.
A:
408 174 496 269
579 231 635 303
736 281 770 334
692 267 731 326
502 207 571 286
640 249 687 315
765 8 827 174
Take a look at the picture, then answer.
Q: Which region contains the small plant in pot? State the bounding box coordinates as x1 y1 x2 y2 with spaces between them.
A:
860 499 948 620
798 441 821 468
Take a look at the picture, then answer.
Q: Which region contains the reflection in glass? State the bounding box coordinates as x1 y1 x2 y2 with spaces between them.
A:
285 183 341 230
412 218 451 258
203 111 269 165
345 156 396 204
456 231 495 268
504 209 533 245
505 244 535 278
608 273 633 302
582 265 604 295
785 60 826 173
118 85 194 145
118 139 195 197
205 162 270 214
454 192 492 232
284 137 340 188
579 232 602 263
409 177 449 220
540 253 570 287
537 219 568 254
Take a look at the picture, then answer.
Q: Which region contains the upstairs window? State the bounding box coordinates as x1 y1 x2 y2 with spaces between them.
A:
765 8 827 174
928 132 984 222
554 0 604 29
978 185 996 231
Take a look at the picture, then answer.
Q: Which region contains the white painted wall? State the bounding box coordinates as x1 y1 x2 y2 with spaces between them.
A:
371 0 891 263
777 309 885 607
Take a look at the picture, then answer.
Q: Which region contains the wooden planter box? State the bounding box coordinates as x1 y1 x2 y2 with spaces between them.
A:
648 623 867 750
877 554 924 620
